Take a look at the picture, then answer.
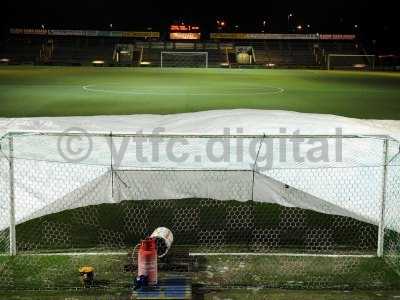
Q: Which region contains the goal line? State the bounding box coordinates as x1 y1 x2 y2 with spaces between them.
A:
0 251 128 257
189 252 375 258
0 251 375 258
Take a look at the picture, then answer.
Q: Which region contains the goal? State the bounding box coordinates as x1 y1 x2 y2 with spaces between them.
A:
327 54 376 70
161 51 208 68
0 131 399 290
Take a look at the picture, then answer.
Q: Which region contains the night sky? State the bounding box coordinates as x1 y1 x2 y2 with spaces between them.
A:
1 0 399 46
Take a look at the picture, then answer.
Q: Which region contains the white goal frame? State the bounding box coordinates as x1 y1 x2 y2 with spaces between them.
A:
160 51 208 68
1 130 396 258
327 54 376 71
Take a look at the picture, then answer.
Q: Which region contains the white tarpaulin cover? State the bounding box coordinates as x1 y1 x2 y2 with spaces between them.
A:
0 109 399 231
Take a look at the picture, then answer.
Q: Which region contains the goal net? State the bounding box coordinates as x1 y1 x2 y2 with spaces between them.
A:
327 54 376 70
161 51 208 68
0 132 399 290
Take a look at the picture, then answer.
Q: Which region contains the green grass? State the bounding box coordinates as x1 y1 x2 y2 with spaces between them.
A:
1 289 400 300
0 66 399 119
6 200 378 254
1 66 400 291
203 289 400 300
1 200 395 290
193 255 400 289
0 254 399 291
0 254 400 290
0 254 132 290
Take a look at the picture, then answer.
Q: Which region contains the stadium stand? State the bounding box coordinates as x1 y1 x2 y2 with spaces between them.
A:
0 33 374 69
264 40 316 67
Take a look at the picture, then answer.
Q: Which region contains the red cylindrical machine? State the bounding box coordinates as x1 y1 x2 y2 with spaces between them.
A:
137 238 158 285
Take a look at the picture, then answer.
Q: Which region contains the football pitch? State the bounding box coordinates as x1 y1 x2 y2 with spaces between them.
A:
1 66 400 294
0 66 400 119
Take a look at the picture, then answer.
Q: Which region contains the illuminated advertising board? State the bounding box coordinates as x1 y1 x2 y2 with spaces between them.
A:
170 25 200 32
170 32 201 40
169 24 201 40
10 28 160 38
210 33 355 41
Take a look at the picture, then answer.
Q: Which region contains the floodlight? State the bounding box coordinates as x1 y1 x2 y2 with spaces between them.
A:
92 60 105 66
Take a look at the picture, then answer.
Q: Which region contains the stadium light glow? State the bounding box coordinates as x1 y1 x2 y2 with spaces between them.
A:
353 64 367 68
288 13 294 32
217 20 226 28
0 58 10 63
140 61 151 65
92 60 105 65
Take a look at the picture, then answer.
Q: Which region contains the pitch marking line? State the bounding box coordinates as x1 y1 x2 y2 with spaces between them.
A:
0 252 127 257
82 84 285 96
189 252 375 258
0 252 374 258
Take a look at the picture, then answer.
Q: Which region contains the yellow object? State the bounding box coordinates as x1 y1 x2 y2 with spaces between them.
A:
237 53 251 64
79 266 94 273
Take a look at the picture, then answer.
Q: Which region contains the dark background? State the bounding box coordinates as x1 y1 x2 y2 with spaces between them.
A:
1 0 398 48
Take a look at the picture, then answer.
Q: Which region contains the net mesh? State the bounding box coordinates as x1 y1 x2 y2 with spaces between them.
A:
383 139 400 277
328 55 375 70
161 52 208 68
0 132 399 290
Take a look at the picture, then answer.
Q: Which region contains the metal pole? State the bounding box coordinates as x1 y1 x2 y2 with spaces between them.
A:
109 132 114 200
139 47 144 66
8 135 16 256
377 138 389 257
9 131 383 139
328 55 331 70
251 135 265 201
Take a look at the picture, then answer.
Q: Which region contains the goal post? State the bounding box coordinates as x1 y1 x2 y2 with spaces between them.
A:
160 51 208 68
327 54 376 71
